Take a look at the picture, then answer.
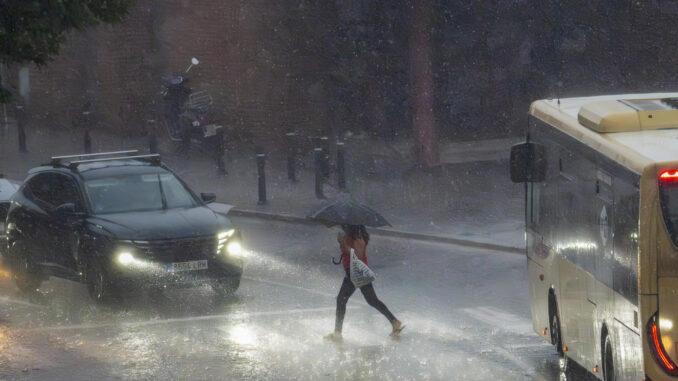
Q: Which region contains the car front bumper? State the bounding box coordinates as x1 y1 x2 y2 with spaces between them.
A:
110 256 243 290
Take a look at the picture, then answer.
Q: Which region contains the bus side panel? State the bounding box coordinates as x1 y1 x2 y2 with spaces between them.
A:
527 254 549 341
558 256 597 370
613 293 643 381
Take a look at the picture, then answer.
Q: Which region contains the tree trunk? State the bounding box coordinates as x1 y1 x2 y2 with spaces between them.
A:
409 0 438 167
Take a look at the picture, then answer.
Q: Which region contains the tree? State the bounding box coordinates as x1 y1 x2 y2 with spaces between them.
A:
0 0 132 103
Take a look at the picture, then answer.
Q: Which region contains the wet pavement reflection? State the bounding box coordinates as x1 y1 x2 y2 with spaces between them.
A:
0 217 575 380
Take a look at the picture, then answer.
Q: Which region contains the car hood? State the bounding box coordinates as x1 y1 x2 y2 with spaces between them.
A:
87 206 233 240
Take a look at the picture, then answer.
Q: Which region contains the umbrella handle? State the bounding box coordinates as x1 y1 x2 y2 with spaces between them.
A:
332 256 342 265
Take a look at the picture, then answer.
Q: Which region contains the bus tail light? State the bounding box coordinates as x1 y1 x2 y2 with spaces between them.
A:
647 313 678 375
660 170 678 183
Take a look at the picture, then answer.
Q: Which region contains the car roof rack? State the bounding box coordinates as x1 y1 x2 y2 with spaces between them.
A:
68 154 161 168
48 151 161 168
50 150 139 166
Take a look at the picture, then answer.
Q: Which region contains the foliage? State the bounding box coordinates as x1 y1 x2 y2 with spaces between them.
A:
0 0 132 102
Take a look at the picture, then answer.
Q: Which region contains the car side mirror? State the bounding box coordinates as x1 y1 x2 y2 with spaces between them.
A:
201 192 216 204
55 203 77 215
510 142 546 183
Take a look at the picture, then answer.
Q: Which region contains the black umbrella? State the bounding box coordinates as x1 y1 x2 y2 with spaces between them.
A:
308 199 391 228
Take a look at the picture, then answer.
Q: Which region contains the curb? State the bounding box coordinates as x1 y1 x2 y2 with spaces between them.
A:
228 208 525 255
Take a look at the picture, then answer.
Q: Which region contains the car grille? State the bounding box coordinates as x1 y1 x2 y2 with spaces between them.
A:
131 236 216 262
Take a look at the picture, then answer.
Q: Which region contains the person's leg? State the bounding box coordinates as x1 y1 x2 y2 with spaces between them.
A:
359 283 397 324
334 275 356 333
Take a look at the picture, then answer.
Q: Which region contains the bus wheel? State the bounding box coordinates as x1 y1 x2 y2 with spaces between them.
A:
550 305 570 373
603 335 615 381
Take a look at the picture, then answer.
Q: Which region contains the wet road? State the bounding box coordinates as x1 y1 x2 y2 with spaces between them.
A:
0 217 568 380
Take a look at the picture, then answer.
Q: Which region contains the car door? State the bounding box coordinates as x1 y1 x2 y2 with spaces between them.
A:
45 173 85 271
22 173 56 263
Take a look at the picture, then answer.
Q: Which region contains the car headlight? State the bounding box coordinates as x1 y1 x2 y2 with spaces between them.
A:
117 252 135 265
226 241 243 257
217 229 235 253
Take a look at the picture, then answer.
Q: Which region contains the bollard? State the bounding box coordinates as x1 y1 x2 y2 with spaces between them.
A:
320 136 330 179
285 132 297 182
337 141 346 190
84 129 92 153
147 119 158 154
215 128 226 174
314 148 325 199
257 153 267 205
17 123 26 153
15 105 26 153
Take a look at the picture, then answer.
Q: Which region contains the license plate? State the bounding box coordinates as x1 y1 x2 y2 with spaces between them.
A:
168 260 208 272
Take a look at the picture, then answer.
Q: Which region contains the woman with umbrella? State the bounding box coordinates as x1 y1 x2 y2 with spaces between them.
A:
310 200 403 340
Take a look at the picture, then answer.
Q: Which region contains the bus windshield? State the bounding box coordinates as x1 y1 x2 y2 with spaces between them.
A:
660 182 678 245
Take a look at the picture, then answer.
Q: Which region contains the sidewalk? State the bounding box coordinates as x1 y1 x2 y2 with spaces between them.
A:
0 122 525 252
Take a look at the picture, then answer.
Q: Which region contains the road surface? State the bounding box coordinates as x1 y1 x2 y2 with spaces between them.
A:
0 217 570 380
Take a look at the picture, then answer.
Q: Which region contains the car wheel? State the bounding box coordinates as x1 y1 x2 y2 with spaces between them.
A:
211 277 240 297
12 243 42 293
603 335 615 381
87 260 119 304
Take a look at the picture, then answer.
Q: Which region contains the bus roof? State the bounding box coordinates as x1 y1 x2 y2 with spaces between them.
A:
530 92 678 174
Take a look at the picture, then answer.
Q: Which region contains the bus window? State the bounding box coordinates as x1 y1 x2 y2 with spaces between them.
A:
613 182 639 304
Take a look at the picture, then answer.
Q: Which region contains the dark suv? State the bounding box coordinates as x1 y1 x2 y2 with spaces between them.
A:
4 151 243 302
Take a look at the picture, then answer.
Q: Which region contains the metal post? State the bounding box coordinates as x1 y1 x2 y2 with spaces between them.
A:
147 119 158 154
257 153 267 205
320 136 330 179
337 141 346 190
314 148 325 199
84 129 92 153
82 110 92 153
215 128 226 175
16 105 26 153
285 132 297 182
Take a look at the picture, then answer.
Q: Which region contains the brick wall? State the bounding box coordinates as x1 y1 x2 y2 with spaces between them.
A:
16 0 330 145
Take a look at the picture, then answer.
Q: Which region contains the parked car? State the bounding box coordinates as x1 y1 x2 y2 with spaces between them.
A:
4 151 244 302
0 178 20 260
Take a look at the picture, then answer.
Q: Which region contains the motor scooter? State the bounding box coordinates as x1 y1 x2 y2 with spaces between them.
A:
160 58 226 173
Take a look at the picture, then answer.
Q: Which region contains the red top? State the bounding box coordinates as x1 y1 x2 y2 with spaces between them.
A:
340 235 368 269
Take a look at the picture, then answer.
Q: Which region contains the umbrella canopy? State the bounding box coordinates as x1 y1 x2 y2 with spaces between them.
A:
308 199 391 227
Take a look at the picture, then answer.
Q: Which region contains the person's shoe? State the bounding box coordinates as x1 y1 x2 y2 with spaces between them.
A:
390 320 405 337
324 331 343 341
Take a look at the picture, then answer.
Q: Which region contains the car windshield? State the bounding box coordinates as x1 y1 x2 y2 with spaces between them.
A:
84 172 197 214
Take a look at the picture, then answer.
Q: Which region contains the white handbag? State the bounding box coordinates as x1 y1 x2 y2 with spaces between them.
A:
349 248 376 287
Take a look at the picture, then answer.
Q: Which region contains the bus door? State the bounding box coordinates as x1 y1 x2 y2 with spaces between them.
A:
557 149 598 368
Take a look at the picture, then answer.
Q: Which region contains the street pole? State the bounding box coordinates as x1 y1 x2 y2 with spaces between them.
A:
336 141 346 190
320 136 330 179
257 153 267 205
285 132 297 182
147 119 158 154
314 148 325 199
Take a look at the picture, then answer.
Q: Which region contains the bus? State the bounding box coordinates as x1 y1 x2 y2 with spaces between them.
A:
510 93 678 381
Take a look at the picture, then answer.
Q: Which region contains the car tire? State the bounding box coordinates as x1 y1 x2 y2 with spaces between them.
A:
11 242 42 293
211 277 240 297
87 260 119 304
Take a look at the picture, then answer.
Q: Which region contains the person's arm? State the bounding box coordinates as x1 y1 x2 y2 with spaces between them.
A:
353 238 367 262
